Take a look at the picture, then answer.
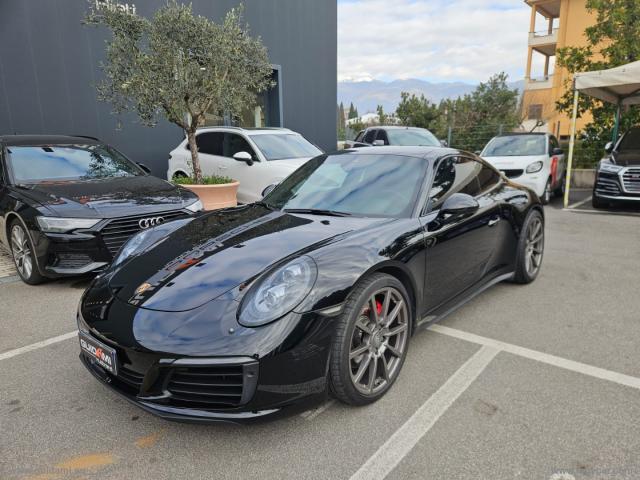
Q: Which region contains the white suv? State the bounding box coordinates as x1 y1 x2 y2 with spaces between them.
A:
168 127 323 204
481 133 566 204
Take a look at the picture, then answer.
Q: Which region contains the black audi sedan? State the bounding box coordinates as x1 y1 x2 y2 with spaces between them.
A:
78 146 544 423
0 135 202 284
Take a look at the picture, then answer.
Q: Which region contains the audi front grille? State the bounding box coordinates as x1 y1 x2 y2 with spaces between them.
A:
622 167 640 193
100 211 190 257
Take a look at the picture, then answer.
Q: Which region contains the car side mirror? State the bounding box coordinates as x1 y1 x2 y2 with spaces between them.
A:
261 183 277 198
439 193 479 218
233 151 254 166
474 150 481 156
137 162 151 174
440 139 449 147
604 142 614 154
372 139 385 146
552 147 564 156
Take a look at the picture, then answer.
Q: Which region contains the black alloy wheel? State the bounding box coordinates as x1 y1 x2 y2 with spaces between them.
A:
9 220 44 285
513 210 544 284
329 273 411 405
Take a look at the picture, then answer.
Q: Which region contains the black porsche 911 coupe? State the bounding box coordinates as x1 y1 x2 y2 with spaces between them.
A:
78 146 545 423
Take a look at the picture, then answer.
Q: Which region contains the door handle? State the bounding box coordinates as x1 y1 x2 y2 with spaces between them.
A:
488 216 501 227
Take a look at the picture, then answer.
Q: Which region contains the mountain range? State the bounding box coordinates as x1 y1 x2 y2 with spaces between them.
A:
338 78 525 114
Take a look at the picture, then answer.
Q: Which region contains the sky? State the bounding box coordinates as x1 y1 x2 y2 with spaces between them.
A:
338 0 536 84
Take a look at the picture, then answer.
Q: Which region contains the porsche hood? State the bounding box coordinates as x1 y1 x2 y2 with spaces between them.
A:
109 204 386 312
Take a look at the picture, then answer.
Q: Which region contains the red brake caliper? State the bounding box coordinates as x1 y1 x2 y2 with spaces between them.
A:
376 300 383 316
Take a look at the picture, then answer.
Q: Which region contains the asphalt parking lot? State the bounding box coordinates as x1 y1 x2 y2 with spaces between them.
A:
1 197 640 480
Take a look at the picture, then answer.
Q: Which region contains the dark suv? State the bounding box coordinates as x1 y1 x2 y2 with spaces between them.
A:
0 135 202 284
593 127 640 208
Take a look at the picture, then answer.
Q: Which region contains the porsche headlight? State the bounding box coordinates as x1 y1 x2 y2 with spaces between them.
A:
238 256 318 327
185 199 203 212
112 229 155 268
526 161 544 174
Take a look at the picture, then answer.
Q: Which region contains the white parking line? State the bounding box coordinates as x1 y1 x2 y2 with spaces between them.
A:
0 331 76 361
566 195 592 209
430 325 640 391
349 346 498 480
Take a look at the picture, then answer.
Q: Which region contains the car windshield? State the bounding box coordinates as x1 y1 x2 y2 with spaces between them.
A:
387 128 440 147
6 144 143 183
618 128 640 150
249 134 322 161
482 135 546 156
264 153 427 218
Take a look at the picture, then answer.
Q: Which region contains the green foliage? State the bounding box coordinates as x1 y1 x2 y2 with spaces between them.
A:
396 92 441 130
85 1 272 183
376 105 387 125
173 175 234 185
337 102 346 141
348 102 359 119
394 73 519 152
556 0 640 167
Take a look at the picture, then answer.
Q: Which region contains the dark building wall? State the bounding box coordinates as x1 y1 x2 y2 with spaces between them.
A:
0 0 337 177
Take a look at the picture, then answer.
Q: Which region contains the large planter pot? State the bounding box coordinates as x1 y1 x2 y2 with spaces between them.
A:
181 181 239 210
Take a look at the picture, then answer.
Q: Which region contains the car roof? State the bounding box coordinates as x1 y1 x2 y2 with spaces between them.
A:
195 126 295 136
368 126 431 131
492 132 548 137
0 134 102 146
343 145 459 160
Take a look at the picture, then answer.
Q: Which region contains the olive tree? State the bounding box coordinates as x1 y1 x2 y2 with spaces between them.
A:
85 1 273 183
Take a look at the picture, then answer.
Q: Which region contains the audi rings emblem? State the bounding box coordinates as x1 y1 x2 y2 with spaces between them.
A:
139 216 165 229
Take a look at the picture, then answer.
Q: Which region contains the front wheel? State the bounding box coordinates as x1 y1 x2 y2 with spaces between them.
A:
329 274 411 406
9 221 45 285
512 210 544 284
592 192 609 209
540 178 552 205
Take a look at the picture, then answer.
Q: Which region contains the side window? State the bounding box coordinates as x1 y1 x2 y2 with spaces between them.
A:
428 156 488 210
549 136 559 153
376 129 389 145
355 131 364 142
223 134 258 161
363 129 376 144
476 161 501 193
195 133 224 156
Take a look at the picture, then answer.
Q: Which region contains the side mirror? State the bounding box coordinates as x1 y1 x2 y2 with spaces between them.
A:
261 183 277 198
552 147 564 156
137 162 151 174
372 139 385 146
233 151 254 165
439 193 479 218
474 150 482 156
604 142 614 154
440 139 449 147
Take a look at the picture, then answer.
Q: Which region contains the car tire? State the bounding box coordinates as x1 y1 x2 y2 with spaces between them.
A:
540 178 552 205
553 174 566 197
512 209 544 284
329 273 411 406
8 220 45 285
592 192 609 209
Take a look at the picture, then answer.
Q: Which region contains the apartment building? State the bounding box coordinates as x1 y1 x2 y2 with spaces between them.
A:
522 0 596 140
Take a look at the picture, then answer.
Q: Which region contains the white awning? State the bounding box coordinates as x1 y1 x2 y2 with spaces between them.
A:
574 61 640 105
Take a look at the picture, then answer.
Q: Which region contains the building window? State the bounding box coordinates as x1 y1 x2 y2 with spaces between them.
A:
203 68 282 128
528 104 543 120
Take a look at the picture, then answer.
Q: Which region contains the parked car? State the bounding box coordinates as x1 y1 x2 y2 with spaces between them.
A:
480 132 566 204
168 127 323 204
0 135 202 284
345 126 442 148
78 146 544 423
592 126 640 208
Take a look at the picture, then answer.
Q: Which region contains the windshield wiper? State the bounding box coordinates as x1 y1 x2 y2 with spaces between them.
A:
284 208 352 217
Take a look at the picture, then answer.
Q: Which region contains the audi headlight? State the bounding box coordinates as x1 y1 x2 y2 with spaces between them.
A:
238 256 318 327
526 161 544 174
599 161 622 174
37 216 100 233
185 199 203 213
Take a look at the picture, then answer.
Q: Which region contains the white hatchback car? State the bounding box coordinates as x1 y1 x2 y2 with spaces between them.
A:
480 133 566 204
168 127 323 204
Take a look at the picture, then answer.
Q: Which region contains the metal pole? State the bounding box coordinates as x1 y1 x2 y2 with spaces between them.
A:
612 101 621 144
563 86 579 209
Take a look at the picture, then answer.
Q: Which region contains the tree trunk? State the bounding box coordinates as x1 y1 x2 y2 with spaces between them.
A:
186 129 203 184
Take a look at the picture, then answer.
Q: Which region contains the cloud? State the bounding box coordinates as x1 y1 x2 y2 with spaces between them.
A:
338 0 532 83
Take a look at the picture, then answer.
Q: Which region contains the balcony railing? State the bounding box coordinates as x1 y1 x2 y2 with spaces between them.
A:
529 28 558 44
525 75 554 90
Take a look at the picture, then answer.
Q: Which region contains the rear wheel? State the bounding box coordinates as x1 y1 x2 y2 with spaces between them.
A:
329 273 411 406
9 220 45 285
553 173 566 197
512 210 544 284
